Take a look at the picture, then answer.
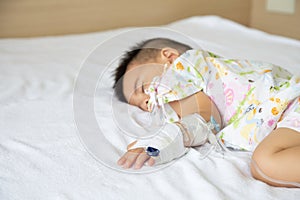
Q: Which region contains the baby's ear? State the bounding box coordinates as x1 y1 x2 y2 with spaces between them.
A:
161 48 179 63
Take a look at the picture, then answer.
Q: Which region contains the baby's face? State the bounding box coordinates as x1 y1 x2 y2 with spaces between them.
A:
122 47 179 111
123 62 164 111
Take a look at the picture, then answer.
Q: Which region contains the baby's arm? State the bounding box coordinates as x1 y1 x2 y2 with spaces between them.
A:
117 91 221 169
169 91 222 133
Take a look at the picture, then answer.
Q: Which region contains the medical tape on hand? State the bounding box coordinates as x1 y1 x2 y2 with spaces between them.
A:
127 123 188 165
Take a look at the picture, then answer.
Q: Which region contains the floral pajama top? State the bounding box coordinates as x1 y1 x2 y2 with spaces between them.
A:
146 49 300 151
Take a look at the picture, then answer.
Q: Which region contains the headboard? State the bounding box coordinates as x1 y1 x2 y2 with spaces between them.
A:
0 0 251 38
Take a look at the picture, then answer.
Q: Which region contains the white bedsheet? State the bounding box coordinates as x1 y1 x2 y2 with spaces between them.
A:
1 16 300 200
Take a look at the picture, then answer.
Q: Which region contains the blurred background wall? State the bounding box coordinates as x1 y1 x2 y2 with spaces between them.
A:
0 0 299 40
0 0 251 37
251 0 300 40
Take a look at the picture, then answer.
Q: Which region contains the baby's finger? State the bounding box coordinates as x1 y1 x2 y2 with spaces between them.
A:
134 153 150 169
147 157 156 166
117 151 135 167
123 149 144 168
117 156 126 166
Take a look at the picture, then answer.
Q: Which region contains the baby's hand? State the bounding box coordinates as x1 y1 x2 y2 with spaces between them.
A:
117 141 155 169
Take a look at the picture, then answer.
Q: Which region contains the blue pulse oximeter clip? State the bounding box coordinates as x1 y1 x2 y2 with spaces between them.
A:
146 146 160 157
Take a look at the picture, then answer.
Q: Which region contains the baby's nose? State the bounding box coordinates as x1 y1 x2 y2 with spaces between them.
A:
140 97 150 111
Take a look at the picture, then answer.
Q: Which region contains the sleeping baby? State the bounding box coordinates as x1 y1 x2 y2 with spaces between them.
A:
113 38 300 187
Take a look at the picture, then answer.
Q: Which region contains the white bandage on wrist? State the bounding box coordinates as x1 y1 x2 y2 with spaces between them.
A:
127 123 188 165
176 113 216 147
127 113 222 166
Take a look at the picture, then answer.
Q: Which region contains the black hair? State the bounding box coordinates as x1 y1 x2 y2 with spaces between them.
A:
112 40 146 102
113 38 191 102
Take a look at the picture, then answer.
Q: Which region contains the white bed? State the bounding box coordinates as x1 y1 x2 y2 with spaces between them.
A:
1 16 300 200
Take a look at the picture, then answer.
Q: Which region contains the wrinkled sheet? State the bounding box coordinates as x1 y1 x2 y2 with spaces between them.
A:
1 16 300 200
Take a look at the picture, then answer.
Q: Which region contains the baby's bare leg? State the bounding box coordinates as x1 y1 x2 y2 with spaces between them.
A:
251 128 300 187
